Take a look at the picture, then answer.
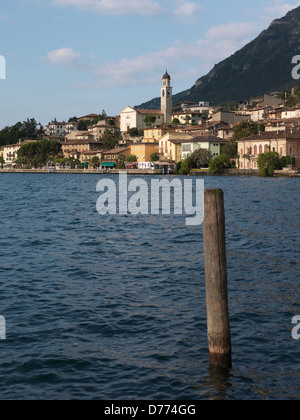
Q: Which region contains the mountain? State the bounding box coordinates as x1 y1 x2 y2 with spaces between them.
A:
136 6 300 109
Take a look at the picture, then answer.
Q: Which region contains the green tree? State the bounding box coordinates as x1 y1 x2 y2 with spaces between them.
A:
222 140 238 158
127 154 137 163
0 118 43 147
190 148 211 168
116 156 126 169
233 121 265 141
201 110 209 122
102 129 119 150
280 156 295 168
150 152 160 162
179 156 192 175
17 139 62 168
91 156 100 168
21 118 39 139
257 152 283 176
128 127 143 137
0 156 4 168
209 154 230 173
144 115 157 127
78 120 92 131
175 161 182 174
172 118 180 125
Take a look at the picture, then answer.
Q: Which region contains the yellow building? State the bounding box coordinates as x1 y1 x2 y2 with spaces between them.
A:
61 140 101 158
143 125 176 142
130 142 159 162
238 131 300 169
159 133 192 163
102 147 131 163
2 140 38 168
80 150 103 163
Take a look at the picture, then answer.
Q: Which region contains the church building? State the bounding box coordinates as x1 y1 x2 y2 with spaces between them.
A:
120 72 173 133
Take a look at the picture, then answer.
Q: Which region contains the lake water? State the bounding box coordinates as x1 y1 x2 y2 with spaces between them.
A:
0 173 299 400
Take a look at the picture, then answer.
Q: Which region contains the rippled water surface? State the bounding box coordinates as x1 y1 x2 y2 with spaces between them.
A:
0 174 299 400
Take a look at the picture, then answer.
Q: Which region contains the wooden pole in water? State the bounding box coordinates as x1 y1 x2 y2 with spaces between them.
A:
203 189 232 369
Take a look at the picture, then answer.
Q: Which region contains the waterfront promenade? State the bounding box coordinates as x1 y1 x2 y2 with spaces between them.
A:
1 168 299 177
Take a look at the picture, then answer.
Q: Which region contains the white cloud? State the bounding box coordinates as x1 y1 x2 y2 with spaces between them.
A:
52 0 163 16
46 47 81 66
173 1 203 18
44 20 261 89
73 21 260 89
205 22 258 41
262 0 300 19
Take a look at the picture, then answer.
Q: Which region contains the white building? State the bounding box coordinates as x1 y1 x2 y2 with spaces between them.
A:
2 140 38 167
120 107 163 133
46 121 78 137
120 71 172 133
280 108 300 119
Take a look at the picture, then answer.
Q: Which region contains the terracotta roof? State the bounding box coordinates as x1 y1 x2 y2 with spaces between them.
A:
78 114 99 119
136 109 163 115
3 140 38 148
80 150 103 155
103 147 130 155
280 108 300 112
190 135 227 143
241 131 300 141
163 71 171 80
62 139 100 145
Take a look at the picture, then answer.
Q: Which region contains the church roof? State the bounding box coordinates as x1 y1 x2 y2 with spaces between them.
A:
163 71 171 80
136 109 163 115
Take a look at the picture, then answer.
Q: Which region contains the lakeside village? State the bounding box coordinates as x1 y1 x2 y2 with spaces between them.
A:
1 72 300 177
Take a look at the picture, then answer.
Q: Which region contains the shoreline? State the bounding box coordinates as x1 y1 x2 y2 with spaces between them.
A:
0 168 299 177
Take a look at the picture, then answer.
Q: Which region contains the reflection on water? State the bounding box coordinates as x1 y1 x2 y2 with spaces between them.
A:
0 174 299 400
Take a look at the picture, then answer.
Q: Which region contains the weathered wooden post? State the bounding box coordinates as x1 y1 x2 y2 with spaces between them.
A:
203 189 232 369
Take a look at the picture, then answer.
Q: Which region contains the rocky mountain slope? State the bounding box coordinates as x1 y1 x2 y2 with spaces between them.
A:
136 6 300 109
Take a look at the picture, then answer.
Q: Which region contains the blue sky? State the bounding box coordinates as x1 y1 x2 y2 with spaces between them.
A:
0 0 299 128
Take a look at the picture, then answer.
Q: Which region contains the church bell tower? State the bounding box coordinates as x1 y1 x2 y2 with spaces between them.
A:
161 71 173 124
